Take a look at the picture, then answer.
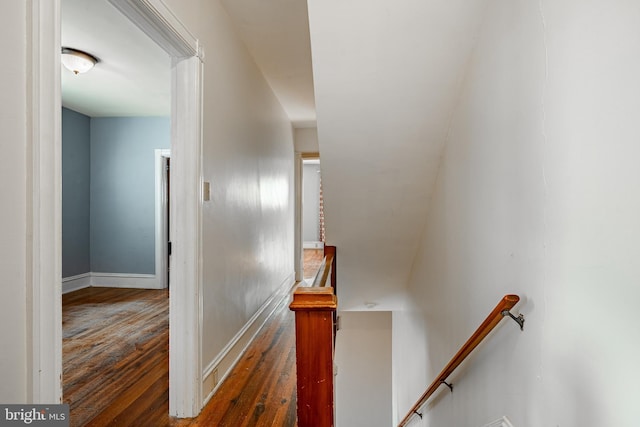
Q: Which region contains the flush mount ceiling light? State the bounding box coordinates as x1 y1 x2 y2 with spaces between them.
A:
61 47 98 75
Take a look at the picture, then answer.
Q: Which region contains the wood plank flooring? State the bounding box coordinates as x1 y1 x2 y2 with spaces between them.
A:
303 249 324 279
62 285 303 426
174 295 298 427
63 287 169 427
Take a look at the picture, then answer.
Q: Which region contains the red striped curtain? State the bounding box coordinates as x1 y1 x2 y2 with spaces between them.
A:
319 173 325 243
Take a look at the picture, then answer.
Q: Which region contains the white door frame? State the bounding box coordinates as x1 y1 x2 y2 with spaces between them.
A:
294 152 303 282
30 0 63 405
295 152 321 281
31 0 204 417
155 149 171 289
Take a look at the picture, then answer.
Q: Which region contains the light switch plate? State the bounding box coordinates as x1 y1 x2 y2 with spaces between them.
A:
203 181 211 201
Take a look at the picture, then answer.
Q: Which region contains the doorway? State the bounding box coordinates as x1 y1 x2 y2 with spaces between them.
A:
32 0 204 417
301 155 325 280
60 0 172 419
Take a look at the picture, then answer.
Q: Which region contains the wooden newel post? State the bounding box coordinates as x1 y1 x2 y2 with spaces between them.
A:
290 287 337 427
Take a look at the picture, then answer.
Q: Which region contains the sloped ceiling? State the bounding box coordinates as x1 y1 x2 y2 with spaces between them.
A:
61 0 170 117
306 0 489 310
220 0 316 128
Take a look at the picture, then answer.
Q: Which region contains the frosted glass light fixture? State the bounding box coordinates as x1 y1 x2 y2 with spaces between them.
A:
61 47 98 75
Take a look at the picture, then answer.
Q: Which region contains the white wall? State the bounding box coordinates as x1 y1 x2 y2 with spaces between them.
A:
396 0 640 425
335 311 392 427
294 127 319 153
392 309 428 425
0 1 29 403
160 0 295 380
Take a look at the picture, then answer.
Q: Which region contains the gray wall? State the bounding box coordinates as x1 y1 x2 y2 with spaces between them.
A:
62 108 91 277
303 162 321 242
90 117 170 274
62 111 170 277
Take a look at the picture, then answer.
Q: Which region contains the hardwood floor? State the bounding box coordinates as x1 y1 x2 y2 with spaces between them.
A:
63 286 299 426
63 287 169 427
174 295 297 427
303 249 324 279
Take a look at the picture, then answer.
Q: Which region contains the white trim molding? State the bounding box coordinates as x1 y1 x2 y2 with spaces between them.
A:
90 273 163 289
62 272 165 294
29 0 63 404
62 274 92 294
155 149 171 289
108 0 199 59
294 152 303 282
168 54 204 417
483 416 515 427
202 274 296 405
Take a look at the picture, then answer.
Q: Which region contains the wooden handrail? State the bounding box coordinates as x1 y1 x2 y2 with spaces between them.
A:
311 248 335 288
290 246 338 427
398 294 521 426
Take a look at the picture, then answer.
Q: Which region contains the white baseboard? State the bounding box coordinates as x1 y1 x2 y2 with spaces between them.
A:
91 272 163 289
62 273 92 294
483 416 515 427
62 272 164 293
201 272 296 405
303 241 324 249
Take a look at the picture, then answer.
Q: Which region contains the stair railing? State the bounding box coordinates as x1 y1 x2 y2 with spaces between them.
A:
398 294 524 426
290 245 337 427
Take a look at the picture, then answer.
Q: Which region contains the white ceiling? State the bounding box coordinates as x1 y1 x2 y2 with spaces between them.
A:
61 0 171 117
220 0 316 128
61 0 316 124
